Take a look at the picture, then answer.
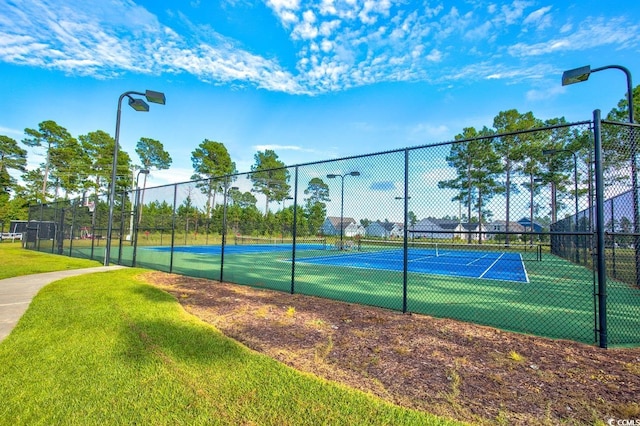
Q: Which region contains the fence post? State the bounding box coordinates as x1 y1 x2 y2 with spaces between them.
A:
610 199 616 278
220 176 229 283
170 184 178 273
132 187 142 267
117 191 126 265
401 150 409 313
593 109 608 348
37 202 44 251
291 166 299 294
69 200 77 257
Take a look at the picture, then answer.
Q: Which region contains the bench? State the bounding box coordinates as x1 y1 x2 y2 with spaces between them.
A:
1 232 23 242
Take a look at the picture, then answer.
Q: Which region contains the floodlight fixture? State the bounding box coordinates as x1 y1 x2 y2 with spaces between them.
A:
145 90 166 105
561 66 592 86
128 96 149 112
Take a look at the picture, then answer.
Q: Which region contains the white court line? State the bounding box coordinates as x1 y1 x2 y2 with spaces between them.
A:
479 253 505 279
520 253 530 283
465 253 490 266
408 255 438 262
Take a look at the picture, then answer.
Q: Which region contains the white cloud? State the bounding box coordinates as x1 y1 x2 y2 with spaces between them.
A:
559 23 572 33
525 84 565 101
148 168 195 187
266 0 301 26
425 48 442 62
508 17 639 57
465 21 493 40
522 6 552 31
1 0 639 97
319 19 341 37
0 126 25 137
500 0 533 25
292 10 319 39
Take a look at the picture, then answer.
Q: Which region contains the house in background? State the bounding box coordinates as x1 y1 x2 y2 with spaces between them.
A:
408 218 488 242
458 222 487 242
408 218 459 240
344 222 366 237
365 221 404 238
486 220 527 240
322 216 365 237
518 217 544 233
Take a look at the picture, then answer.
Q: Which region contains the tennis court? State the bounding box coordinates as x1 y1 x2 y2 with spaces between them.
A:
297 240 532 283
144 238 533 283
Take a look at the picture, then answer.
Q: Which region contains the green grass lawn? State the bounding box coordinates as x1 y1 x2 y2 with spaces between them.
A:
0 245 460 425
0 242 102 279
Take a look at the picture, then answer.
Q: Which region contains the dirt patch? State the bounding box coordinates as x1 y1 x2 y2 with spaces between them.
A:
145 271 640 425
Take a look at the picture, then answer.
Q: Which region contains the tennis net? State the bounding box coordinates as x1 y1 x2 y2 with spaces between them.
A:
357 239 541 261
234 235 327 249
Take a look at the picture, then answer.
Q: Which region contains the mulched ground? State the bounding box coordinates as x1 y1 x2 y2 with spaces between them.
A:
145 271 640 425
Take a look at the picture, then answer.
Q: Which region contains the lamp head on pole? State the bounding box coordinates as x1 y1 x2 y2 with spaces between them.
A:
542 149 557 156
562 65 591 86
349 171 361 177
327 174 337 179
145 90 166 105
128 97 150 112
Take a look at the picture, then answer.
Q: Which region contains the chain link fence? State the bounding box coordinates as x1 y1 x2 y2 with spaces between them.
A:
26 113 640 347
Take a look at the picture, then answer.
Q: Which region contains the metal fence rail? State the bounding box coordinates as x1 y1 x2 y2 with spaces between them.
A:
26 113 640 348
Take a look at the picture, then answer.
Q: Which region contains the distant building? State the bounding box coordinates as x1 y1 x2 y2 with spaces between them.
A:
408 218 486 241
486 220 527 239
321 217 368 240
365 221 404 238
517 217 544 233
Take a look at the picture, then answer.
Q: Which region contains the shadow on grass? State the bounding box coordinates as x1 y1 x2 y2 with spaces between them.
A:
119 315 245 367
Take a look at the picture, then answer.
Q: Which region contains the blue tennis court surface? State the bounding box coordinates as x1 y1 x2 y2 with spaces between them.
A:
297 247 530 283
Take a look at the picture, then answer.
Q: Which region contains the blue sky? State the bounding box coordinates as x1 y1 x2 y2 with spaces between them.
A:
1 0 639 220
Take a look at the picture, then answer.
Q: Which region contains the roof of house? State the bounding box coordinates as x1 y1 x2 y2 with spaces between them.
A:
429 219 460 230
488 220 527 231
326 216 356 229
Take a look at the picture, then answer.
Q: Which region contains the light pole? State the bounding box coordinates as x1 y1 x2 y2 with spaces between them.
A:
105 90 165 266
220 184 239 282
282 196 294 210
131 169 150 267
543 149 580 262
282 196 294 241
128 168 149 243
327 171 360 249
534 177 557 223
562 64 638 284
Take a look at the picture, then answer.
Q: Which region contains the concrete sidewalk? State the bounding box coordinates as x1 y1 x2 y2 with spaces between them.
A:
0 266 125 342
